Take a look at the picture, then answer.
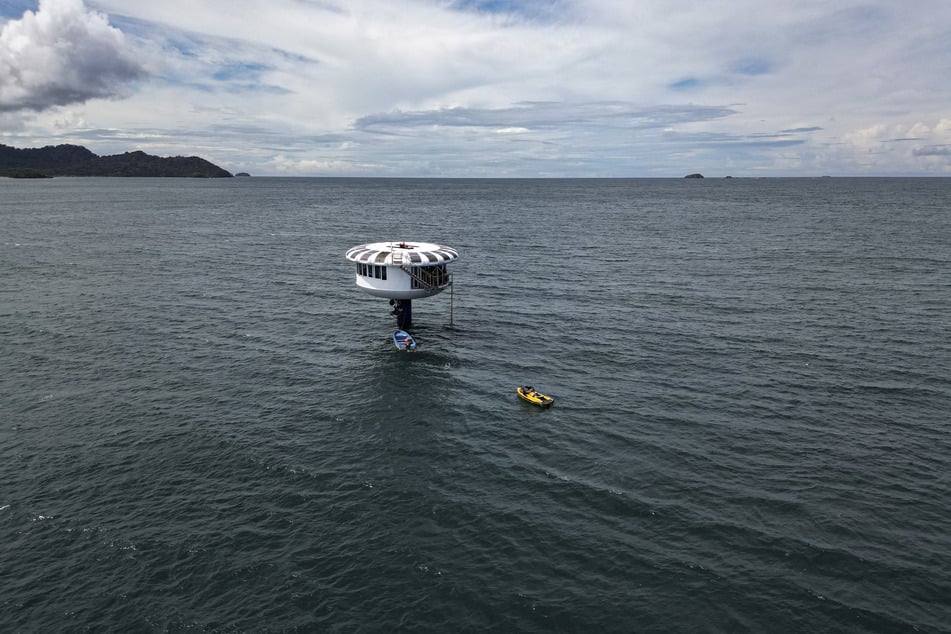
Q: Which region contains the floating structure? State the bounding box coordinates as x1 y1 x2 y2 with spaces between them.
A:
346 241 458 328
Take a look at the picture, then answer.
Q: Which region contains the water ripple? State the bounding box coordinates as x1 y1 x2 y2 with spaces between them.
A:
2 177 950 632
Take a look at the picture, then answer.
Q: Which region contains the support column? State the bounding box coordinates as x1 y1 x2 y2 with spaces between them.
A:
397 299 412 329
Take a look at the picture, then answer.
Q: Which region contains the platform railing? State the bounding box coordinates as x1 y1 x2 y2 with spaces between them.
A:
401 263 451 291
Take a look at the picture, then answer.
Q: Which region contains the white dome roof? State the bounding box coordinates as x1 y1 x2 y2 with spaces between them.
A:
346 241 458 266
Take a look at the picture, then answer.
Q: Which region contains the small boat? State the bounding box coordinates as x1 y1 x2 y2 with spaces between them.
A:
517 385 554 408
393 329 417 351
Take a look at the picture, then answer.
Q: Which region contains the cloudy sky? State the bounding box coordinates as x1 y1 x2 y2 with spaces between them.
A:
1 0 950 176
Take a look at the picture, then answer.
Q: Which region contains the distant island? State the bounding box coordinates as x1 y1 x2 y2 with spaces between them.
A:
6 168 53 179
684 173 704 179
0 143 232 178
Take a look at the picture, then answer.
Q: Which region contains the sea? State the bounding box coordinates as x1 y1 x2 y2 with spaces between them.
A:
2 176 950 633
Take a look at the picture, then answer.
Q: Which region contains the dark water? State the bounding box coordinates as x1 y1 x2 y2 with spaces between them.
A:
2 177 950 632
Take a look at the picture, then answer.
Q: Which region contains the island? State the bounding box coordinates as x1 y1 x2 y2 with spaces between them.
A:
0 143 232 178
7 168 53 179
684 173 704 179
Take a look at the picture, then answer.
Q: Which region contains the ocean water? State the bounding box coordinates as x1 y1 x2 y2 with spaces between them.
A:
2 176 950 632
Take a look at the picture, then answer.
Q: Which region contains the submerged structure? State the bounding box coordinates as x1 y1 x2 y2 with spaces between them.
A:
345 241 458 328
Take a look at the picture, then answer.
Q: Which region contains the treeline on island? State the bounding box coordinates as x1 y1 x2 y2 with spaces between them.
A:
0 143 232 178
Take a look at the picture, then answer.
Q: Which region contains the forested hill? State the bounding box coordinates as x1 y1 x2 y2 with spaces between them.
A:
0 143 232 178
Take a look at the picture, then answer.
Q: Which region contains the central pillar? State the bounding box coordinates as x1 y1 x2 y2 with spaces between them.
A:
397 299 412 329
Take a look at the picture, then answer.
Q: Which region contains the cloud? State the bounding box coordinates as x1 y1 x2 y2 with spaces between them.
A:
780 127 822 134
0 0 146 112
669 78 701 91
913 145 950 157
354 101 737 133
730 58 772 76
5 1 951 175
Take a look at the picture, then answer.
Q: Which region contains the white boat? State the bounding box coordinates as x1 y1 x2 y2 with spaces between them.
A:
393 330 416 351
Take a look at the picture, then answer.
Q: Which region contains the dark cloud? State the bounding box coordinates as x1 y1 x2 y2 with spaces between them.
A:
354 101 737 133
913 145 950 156
780 126 823 133
0 0 146 112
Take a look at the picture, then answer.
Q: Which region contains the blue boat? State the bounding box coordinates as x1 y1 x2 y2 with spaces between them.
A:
393 330 417 351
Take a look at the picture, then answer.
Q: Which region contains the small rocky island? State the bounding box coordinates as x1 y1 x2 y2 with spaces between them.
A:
684 173 704 179
1 143 231 178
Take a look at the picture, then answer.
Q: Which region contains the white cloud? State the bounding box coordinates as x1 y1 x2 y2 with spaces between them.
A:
3 0 951 175
0 0 146 112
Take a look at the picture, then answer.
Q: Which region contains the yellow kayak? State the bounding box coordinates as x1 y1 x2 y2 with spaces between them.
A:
517 385 554 408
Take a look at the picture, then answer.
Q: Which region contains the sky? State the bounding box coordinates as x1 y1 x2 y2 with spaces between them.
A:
1 0 950 177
